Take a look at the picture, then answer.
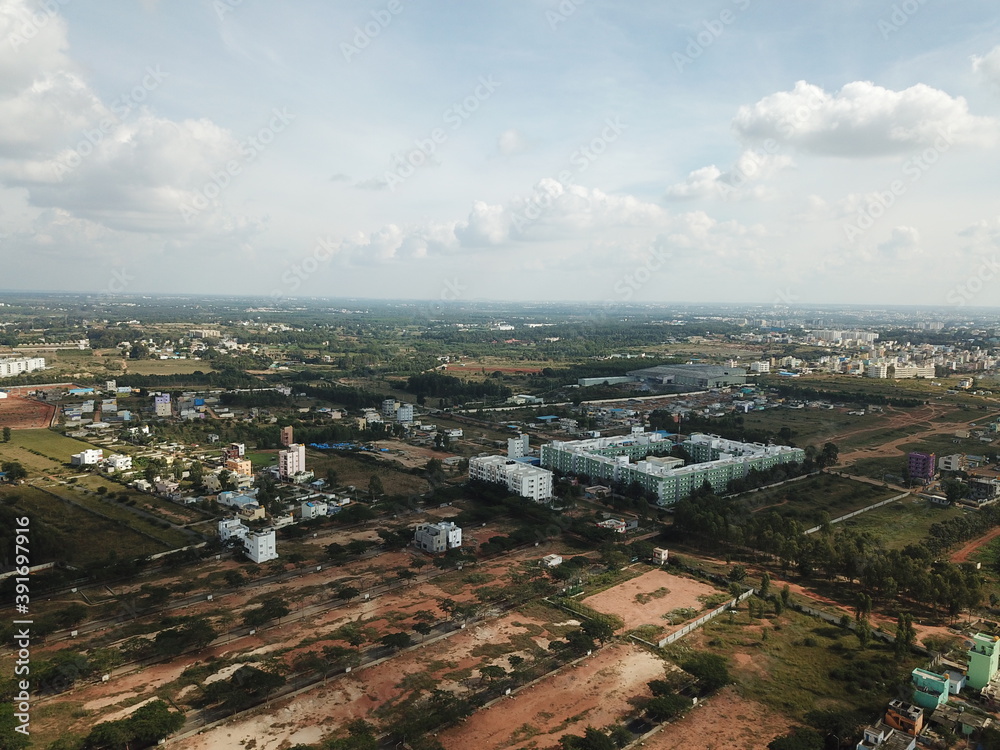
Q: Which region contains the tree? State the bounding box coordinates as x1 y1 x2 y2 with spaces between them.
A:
644 694 690 722
855 616 872 650
380 632 412 651
479 664 506 683
581 618 616 644
242 595 289 628
894 612 916 657
2 426 10 443
368 474 384 500
680 652 730 692
413 621 433 641
82 699 184 749
336 585 361 603
759 572 771 597
1 461 27 482
608 725 632 748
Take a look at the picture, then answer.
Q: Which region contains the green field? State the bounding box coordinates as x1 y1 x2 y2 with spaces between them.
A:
0 486 172 563
841 496 964 549
124 359 215 375
677 604 923 721
0 429 102 474
741 474 895 527
306 449 431 497
741 408 883 445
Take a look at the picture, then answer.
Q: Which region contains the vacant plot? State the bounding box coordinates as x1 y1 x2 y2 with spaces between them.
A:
582 568 721 632
0 395 56 429
0 485 171 563
438 643 664 750
641 685 792 750
306 450 431 496
844 497 963 549
123 360 215 375
742 474 894 527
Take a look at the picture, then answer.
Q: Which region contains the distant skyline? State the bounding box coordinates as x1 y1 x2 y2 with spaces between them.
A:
1 1 1000 307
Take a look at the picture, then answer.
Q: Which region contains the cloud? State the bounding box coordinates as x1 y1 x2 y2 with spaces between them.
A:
973 46 1000 88
0 0 265 238
733 80 998 156
497 128 528 155
666 151 791 200
876 225 920 258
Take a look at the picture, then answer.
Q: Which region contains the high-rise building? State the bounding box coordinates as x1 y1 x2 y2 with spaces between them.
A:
153 393 172 417
968 634 1000 690
907 452 936 484
280 425 294 447
507 433 530 459
278 443 306 480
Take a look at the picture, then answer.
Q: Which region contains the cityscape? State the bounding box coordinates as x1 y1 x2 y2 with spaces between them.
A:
4 1 1000 750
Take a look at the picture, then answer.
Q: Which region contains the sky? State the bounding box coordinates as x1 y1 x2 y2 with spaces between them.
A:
1 0 1000 308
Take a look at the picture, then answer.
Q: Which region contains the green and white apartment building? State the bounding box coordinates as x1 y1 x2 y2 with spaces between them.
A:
540 430 805 506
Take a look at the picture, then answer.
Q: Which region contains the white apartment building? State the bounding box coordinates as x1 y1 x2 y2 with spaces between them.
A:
508 433 530 459
469 454 553 501
70 449 104 466
381 398 398 419
104 454 133 472
0 357 45 378
867 363 889 379
414 521 462 553
278 443 306 480
218 518 278 563
396 403 414 423
939 454 967 472
749 361 770 373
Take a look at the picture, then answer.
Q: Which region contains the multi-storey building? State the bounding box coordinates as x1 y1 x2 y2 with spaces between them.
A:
907 452 936 484
414 521 462 553
0 357 45 378
541 432 805 506
469 455 553 501
278 443 306 480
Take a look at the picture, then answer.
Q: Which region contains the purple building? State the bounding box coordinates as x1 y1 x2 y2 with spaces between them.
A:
908 452 936 484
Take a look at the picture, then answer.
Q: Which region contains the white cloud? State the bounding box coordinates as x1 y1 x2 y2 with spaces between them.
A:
733 80 998 156
497 128 528 155
972 46 1000 88
876 225 921 258
666 150 792 201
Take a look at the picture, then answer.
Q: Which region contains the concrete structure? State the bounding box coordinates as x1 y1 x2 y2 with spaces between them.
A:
508 433 530 459
280 425 294 447
894 364 936 379
884 700 924 736
541 554 563 567
652 547 669 564
907 452 936 484
396 403 415 423
911 668 949 709
278 443 306 480
469 454 553 501
855 723 916 750
627 364 747 388
597 518 627 533
968 477 1000 504
153 393 172 417
381 398 398 419
0 357 45 378
301 500 328 519
867 363 889 379
541 432 805 506
938 453 966 472
414 521 462 553
968 633 1000 690
218 518 278 563
70 449 104 466
749 361 770 373
245 528 278 563
225 457 253 477
104 454 132 472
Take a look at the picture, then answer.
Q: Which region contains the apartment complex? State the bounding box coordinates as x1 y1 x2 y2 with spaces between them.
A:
278 443 306 480
0 357 45 378
413 521 462 553
469 454 553 501
540 431 805 506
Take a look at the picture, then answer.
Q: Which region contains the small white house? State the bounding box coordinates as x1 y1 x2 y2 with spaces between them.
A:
70 449 104 466
542 554 563 568
301 500 328 519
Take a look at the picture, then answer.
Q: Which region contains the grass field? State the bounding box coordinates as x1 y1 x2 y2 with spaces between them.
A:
836 424 930 451
0 486 172 563
123 359 215 375
741 474 895 527
848 456 908 481
841 496 964 549
674 603 923 721
0 429 101 474
306 449 431 496
741 408 883 445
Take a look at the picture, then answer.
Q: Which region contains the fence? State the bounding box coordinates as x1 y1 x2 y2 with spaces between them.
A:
803 492 910 534
655 589 756 647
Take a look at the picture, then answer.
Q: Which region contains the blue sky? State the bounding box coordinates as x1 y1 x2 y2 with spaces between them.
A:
1 0 1000 307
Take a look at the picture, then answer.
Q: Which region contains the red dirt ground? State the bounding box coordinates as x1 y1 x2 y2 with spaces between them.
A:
438 643 666 750
950 525 1000 563
582 569 722 632
639 685 793 750
0 394 56 428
